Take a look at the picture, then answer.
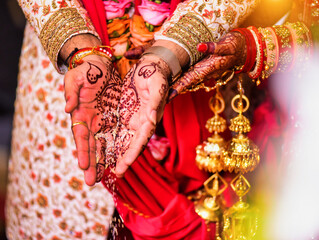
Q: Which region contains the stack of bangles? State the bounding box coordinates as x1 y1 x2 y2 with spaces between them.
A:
232 21 313 84
67 46 113 70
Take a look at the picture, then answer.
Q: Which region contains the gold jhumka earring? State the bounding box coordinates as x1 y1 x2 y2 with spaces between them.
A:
195 76 260 240
195 87 228 240
221 77 260 240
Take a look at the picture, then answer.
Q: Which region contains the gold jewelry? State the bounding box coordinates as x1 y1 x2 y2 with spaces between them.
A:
72 121 88 128
186 69 235 93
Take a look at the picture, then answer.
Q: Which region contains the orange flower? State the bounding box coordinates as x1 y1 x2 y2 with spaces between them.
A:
130 15 158 46
110 32 130 57
107 15 130 38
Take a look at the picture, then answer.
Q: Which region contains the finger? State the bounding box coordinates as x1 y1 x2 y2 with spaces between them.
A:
64 71 83 113
169 55 236 98
83 132 97 186
95 136 107 182
197 33 236 56
115 121 155 177
72 121 90 170
124 40 154 59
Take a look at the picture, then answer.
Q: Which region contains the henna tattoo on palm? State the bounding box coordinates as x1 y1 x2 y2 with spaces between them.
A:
87 62 103 84
88 63 123 182
138 63 157 78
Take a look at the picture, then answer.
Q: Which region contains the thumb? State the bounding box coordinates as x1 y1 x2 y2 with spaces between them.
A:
64 71 83 113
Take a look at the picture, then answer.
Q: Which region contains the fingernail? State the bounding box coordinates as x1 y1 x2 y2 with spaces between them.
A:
168 89 177 102
150 110 157 125
197 43 208 53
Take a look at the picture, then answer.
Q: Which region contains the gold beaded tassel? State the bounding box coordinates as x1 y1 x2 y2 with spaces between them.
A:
222 76 260 240
194 87 228 240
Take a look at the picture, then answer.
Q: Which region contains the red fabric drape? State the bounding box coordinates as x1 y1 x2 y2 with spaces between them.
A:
81 1 284 239
82 0 110 46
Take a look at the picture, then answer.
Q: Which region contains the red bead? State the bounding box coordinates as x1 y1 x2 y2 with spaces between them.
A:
197 43 208 53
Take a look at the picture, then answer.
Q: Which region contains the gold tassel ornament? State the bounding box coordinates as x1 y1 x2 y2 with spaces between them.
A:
222 77 260 240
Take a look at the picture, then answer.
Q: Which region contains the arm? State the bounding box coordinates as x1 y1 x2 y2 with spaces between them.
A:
19 0 123 185
114 0 259 176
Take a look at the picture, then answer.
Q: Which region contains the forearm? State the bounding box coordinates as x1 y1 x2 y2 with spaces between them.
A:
17 0 99 73
155 0 260 65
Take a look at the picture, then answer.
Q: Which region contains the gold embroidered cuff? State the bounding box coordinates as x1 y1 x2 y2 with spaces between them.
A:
39 8 100 73
166 14 214 65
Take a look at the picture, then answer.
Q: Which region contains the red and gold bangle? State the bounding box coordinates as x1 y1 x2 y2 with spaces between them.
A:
285 22 312 68
68 46 113 70
259 27 279 79
231 28 257 73
247 26 264 80
272 25 293 73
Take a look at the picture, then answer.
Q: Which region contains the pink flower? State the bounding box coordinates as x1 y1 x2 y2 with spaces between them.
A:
138 0 170 26
103 0 133 20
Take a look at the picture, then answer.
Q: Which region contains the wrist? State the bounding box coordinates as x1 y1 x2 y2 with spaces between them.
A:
59 34 102 65
140 54 172 80
68 46 113 70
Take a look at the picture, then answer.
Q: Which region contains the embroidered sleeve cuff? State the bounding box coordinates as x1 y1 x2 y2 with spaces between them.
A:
155 14 214 66
39 7 100 73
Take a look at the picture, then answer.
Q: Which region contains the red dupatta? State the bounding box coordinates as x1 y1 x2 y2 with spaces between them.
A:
80 1 283 239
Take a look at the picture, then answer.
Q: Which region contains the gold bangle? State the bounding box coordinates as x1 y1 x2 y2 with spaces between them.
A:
69 46 113 70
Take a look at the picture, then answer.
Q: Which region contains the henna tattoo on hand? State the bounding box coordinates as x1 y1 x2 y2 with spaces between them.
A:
157 83 168 112
94 64 123 182
138 63 157 78
87 62 103 84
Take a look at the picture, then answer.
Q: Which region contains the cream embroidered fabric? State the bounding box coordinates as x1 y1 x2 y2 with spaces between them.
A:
5 24 114 240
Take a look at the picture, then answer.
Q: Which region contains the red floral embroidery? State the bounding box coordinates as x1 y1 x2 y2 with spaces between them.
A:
22 147 30 161
38 144 44 151
203 9 214 19
92 223 107 236
59 222 67 231
53 209 62 217
53 174 61 183
46 113 53 121
58 84 64 91
85 200 92 209
43 178 50 187
31 171 36 180
74 232 83 238
36 88 47 102
65 194 75 200
53 135 66 148
36 233 44 240
36 193 48 207
69 177 83 191
41 60 50 68
32 3 40 14
45 73 53 82
57 0 68 8
52 236 62 240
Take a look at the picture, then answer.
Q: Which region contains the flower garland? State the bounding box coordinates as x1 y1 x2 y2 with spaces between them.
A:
103 0 171 78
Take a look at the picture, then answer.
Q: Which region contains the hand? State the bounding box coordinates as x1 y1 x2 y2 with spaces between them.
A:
113 55 170 177
168 31 246 101
64 55 122 185
123 40 154 59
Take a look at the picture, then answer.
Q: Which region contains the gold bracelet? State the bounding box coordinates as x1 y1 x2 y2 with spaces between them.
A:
68 46 113 70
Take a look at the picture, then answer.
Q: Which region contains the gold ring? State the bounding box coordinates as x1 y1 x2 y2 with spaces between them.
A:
194 70 202 82
72 121 88 128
